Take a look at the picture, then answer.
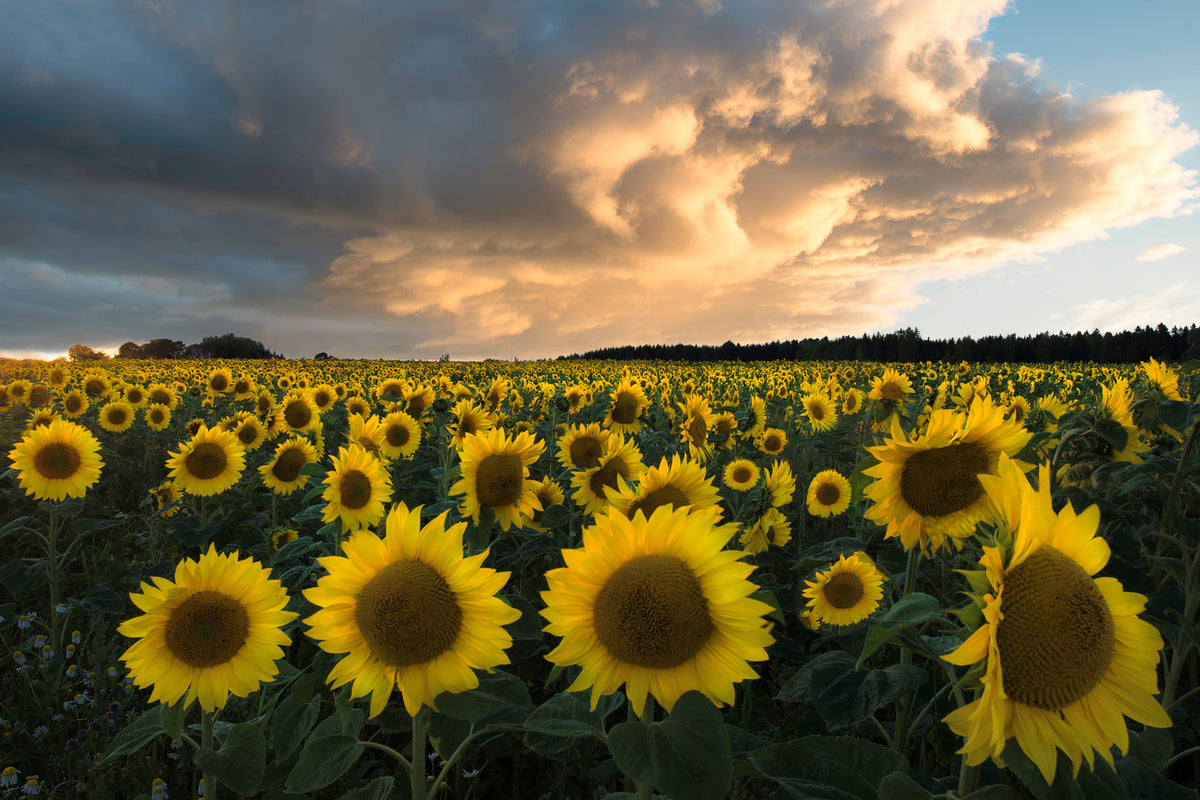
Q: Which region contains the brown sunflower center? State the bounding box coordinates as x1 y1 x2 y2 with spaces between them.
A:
149 408 166 425
569 436 603 469
164 590 249 668
234 380 251 395
386 422 411 448
593 554 713 669
65 395 84 414
823 572 865 609
272 448 308 483
150 389 172 405
816 482 842 506
406 396 428 417
127 389 144 403
283 400 312 429
589 458 631 498
84 378 106 396
808 403 825 421
715 418 734 438
628 486 690 519
476 453 523 508
313 390 333 408
106 408 129 426
997 547 1115 710
762 433 783 453
34 442 82 480
611 391 640 424
732 465 753 485
338 469 374 510
458 417 478 438
257 395 273 414
186 442 228 480
686 416 707 444
880 380 904 402
237 424 259 445
210 375 229 392
898 442 989 518
355 558 462 667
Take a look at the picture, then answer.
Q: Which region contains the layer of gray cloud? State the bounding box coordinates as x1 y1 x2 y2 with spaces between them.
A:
1 0 1196 359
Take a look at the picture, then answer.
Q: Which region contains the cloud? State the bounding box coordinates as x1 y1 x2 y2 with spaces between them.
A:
1069 283 1200 332
1137 243 1188 261
0 0 1197 358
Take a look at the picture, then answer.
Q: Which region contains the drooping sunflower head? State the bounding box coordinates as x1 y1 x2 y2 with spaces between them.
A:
723 458 761 492
541 505 774 715
677 394 714 460
1142 357 1183 400
347 413 387 461
738 507 792 554
118 545 296 712
711 411 739 449
450 428 546 531
149 480 182 518
570 432 645 516
166 423 247 498
527 477 566 532
764 459 796 508
739 396 767 441
8 419 104 501
942 455 1171 784
321 444 393 532
556 423 610 471
806 469 851 518
303 503 520 717
801 552 886 627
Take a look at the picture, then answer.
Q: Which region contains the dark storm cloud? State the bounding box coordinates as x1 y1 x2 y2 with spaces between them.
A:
0 0 1195 359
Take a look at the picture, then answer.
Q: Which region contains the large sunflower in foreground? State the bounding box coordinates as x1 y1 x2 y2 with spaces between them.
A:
303 503 520 717
166 424 246 497
450 429 545 531
801 552 886 627
8 418 104 501
118 545 296 712
541 505 774 715
862 396 1031 554
322 444 393 532
942 455 1171 784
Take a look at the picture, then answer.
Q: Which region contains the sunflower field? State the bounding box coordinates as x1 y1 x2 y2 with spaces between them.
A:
1 356 1198 800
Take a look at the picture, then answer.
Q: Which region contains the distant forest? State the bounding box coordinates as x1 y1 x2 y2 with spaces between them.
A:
67 333 283 362
564 324 1200 364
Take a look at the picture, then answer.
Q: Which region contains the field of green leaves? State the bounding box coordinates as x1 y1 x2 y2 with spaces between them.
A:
1 357 1197 800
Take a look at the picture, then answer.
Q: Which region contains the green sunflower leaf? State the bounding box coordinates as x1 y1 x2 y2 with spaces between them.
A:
195 722 266 795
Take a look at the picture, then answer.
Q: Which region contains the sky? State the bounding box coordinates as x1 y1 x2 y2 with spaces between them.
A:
1 0 1197 361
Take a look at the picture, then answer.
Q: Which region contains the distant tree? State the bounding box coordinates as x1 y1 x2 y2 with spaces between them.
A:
142 338 186 360
68 344 109 362
314 352 333 360
117 341 144 359
198 333 277 359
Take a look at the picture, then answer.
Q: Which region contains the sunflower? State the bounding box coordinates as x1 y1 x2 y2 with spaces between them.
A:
603 378 649 435
25 408 58 431
232 375 257 400
233 416 268 452
344 395 372 419
802 552 886 627
123 384 148 408
447 399 494 449
450 429 546 532
556 423 609 471
8 419 104 501
677 394 714 462
801 393 839 432
711 411 739 450
81 372 109 398
807 470 851 517
608 455 721 521
98 401 136 433
60 389 89 419
1142 357 1183 400
379 411 421 461
322 445 393 532
570 432 646 516
275 391 319 434
541 505 774 715
166 424 246 497
869 368 914 403
739 507 792 554
526 477 566 533
564 383 592 414
260 435 319 496
255 390 276 417
862 396 1031 554
149 480 183 518
118 545 296 712
723 459 760 492
303 503 521 717
207 368 233 395
942 455 1171 783
1004 395 1031 425
403 384 435 418
347 413 387 461
764 460 796 508
757 428 787 456
7 379 32 405
310 384 338 413
47 365 70 388
740 396 767 441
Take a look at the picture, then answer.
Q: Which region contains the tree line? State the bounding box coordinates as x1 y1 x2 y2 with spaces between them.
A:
562 324 1200 364
67 333 282 362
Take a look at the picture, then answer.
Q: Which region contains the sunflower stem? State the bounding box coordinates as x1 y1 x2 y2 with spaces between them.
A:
893 546 921 756
412 706 429 800
1162 419 1200 709
46 506 62 654
201 709 216 800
